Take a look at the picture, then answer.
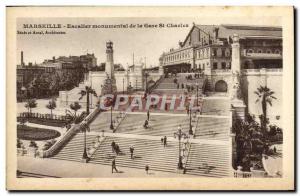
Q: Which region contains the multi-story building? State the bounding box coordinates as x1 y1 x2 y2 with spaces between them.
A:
159 24 283 126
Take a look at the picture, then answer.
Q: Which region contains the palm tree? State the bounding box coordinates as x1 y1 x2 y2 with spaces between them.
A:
70 102 82 118
46 99 56 118
254 86 277 133
25 99 37 114
79 86 97 115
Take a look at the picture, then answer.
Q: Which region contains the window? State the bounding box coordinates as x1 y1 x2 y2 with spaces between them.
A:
212 49 217 56
221 49 226 57
227 62 231 69
248 49 254 53
266 49 272 54
213 62 218 69
221 62 226 69
257 49 262 53
275 49 281 54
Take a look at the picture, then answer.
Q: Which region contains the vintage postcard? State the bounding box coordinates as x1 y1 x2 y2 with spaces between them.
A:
6 6 294 190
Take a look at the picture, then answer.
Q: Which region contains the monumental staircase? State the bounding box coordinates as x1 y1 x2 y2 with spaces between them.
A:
89 136 179 173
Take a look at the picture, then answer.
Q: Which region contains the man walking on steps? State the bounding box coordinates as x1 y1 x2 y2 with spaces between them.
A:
112 158 118 173
130 146 134 159
163 136 167 147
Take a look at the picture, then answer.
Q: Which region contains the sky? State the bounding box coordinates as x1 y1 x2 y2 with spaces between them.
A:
17 17 281 69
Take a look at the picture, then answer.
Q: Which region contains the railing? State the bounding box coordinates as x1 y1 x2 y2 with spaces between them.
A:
233 166 267 178
148 75 164 93
243 68 282 74
243 51 282 58
18 112 68 121
41 124 80 158
234 170 252 178
266 68 283 72
41 107 101 158
211 69 231 75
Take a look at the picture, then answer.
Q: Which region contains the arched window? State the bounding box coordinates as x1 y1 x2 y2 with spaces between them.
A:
275 49 281 54
257 49 262 53
266 49 272 54
247 49 254 53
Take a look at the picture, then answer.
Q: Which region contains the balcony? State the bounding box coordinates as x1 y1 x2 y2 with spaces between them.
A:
243 68 282 75
211 69 231 75
243 50 282 59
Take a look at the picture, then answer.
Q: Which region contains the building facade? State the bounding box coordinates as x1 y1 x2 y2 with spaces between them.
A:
159 24 283 126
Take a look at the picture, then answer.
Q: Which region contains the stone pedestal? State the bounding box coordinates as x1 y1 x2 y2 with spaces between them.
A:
101 78 117 95
231 98 246 121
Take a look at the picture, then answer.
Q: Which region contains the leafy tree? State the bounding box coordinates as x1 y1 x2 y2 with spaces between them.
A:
79 86 97 114
254 86 277 133
46 99 57 118
70 102 82 118
25 99 37 114
233 114 266 171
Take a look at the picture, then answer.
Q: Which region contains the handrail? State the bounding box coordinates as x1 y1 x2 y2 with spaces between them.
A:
148 75 164 93
41 107 101 158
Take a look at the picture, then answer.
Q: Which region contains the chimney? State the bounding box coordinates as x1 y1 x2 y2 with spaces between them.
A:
21 51 24 66
214 27 219 39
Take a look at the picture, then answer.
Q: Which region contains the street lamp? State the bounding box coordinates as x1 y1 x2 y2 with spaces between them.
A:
144 72 149 94
189 107 193 135
82 120 90 162
122 78 125 95
174 126 189 169
135 79 138 91
196 83 199 111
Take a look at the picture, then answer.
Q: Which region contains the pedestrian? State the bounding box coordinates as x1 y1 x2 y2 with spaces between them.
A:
111 141 116 153
161 137 164 144
178 125 182 132
177 83 180 89
163 136 167 147
147 110 150 121
145 165 149 174
274 146 277 153
112 158 118 173
130 146 134 159
115 144 120 155
143 119 149 129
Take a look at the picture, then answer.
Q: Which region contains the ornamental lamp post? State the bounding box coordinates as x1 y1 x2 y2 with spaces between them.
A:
174 126 189 170
196 83 199 111
122 78 125 95
189 106 193 135
144 72 149 94
82 120 90 162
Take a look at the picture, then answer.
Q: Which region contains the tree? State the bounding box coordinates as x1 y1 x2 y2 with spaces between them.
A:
79 86 97 115
70 102 82 118
233 114 265 171
46 99 56 118
25 99 37 114
254 86 277 133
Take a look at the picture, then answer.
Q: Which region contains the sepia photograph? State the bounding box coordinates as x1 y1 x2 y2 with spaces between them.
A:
6 6 295 190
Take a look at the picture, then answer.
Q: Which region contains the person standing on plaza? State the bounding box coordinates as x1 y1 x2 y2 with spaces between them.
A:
130 145 134 159
163 136 167 147
147 110 150 121
145 165 149 174
112 158 118 173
